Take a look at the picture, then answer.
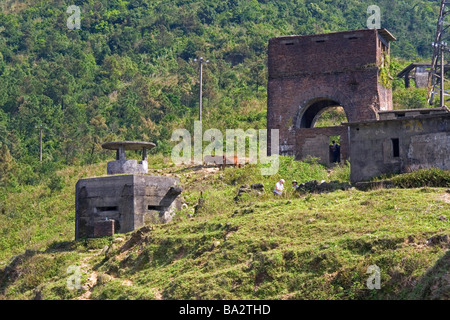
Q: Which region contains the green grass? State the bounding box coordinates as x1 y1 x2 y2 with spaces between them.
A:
0 157 449 300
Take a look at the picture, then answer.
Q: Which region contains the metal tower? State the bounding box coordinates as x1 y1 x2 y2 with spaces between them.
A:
428 0 450 107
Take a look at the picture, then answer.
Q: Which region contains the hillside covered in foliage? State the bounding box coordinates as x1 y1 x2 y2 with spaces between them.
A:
0 0 442 186
0 158 448 300
0 1 449 301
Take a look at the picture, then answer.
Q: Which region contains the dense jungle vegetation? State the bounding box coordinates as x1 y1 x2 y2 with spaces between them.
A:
0 0 442 186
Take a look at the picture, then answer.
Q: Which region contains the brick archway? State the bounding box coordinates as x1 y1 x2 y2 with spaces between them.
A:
296 97 349 129
267 29 395 163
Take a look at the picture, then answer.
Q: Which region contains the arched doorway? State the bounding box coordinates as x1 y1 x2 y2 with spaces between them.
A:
297 98 348 129
294 98 349 165
312 106 348 128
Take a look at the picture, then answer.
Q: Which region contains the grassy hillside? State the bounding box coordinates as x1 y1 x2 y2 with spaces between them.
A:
0 158 449 300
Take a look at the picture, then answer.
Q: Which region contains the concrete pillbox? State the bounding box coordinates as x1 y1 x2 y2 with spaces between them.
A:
75 141 182 239
75 174 182 239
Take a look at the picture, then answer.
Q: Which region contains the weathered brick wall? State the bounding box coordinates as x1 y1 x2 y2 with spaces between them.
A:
267 71 380 140
295 126 349 165
267 29 394 164
94 220 115 237
268 30 378 78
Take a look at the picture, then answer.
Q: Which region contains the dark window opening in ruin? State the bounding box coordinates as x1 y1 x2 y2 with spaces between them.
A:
97 206 118 212
392 138 400 157
148 205 165 211
285 42 294 46
298 99 348 128
348 37 359 40
396 113 405 118
315 40 326 43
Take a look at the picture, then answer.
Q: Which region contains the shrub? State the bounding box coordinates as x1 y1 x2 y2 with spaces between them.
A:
391 168 450 188
47 173 65 193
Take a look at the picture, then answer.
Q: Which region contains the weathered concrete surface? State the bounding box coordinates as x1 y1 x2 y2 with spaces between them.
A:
94 219 115 237
107 159 148 175
267 29 395 164
102 141 155 175
348 113 450 183
378 107 449 120
75 175 181 239
102 141 156 151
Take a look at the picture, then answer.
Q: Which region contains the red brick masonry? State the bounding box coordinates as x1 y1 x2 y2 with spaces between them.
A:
267 29 395 164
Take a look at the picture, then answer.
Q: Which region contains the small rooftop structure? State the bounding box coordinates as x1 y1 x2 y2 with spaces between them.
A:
396 63 450 88
102 141 156 175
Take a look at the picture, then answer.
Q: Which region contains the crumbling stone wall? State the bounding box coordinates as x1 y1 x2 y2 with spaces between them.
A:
348 114 450 182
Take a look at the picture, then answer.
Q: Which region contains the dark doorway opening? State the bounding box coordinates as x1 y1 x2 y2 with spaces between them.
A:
329 136 341 163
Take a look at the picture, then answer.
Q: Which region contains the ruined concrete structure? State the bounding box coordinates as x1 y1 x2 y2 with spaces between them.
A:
268 28 450 181
267 28 396 165
348 108 450 182
75 141 182 239
102 141 155 175
397 63 433 89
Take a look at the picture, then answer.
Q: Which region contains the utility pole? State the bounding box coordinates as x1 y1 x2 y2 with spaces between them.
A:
428 0 450 107
193 57 209 121
35 124 46 162
441 43 445 107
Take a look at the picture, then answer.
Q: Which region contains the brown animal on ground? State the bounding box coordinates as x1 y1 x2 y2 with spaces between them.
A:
204 155 249 170
219 155 243 170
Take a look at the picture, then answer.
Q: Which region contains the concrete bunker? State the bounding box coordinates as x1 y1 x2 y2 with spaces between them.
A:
75 141 182 239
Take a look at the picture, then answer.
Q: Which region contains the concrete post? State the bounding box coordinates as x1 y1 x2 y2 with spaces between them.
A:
142 148 147 161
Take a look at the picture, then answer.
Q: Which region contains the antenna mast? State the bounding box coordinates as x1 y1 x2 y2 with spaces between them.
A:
428 0 450 107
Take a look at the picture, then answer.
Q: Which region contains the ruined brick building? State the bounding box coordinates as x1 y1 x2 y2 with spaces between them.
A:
267 28 450 182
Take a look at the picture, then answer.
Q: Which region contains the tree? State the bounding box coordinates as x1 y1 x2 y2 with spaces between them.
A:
0 143 16 186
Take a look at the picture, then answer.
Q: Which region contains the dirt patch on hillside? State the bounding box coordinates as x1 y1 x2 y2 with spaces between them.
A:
440 192 450 204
